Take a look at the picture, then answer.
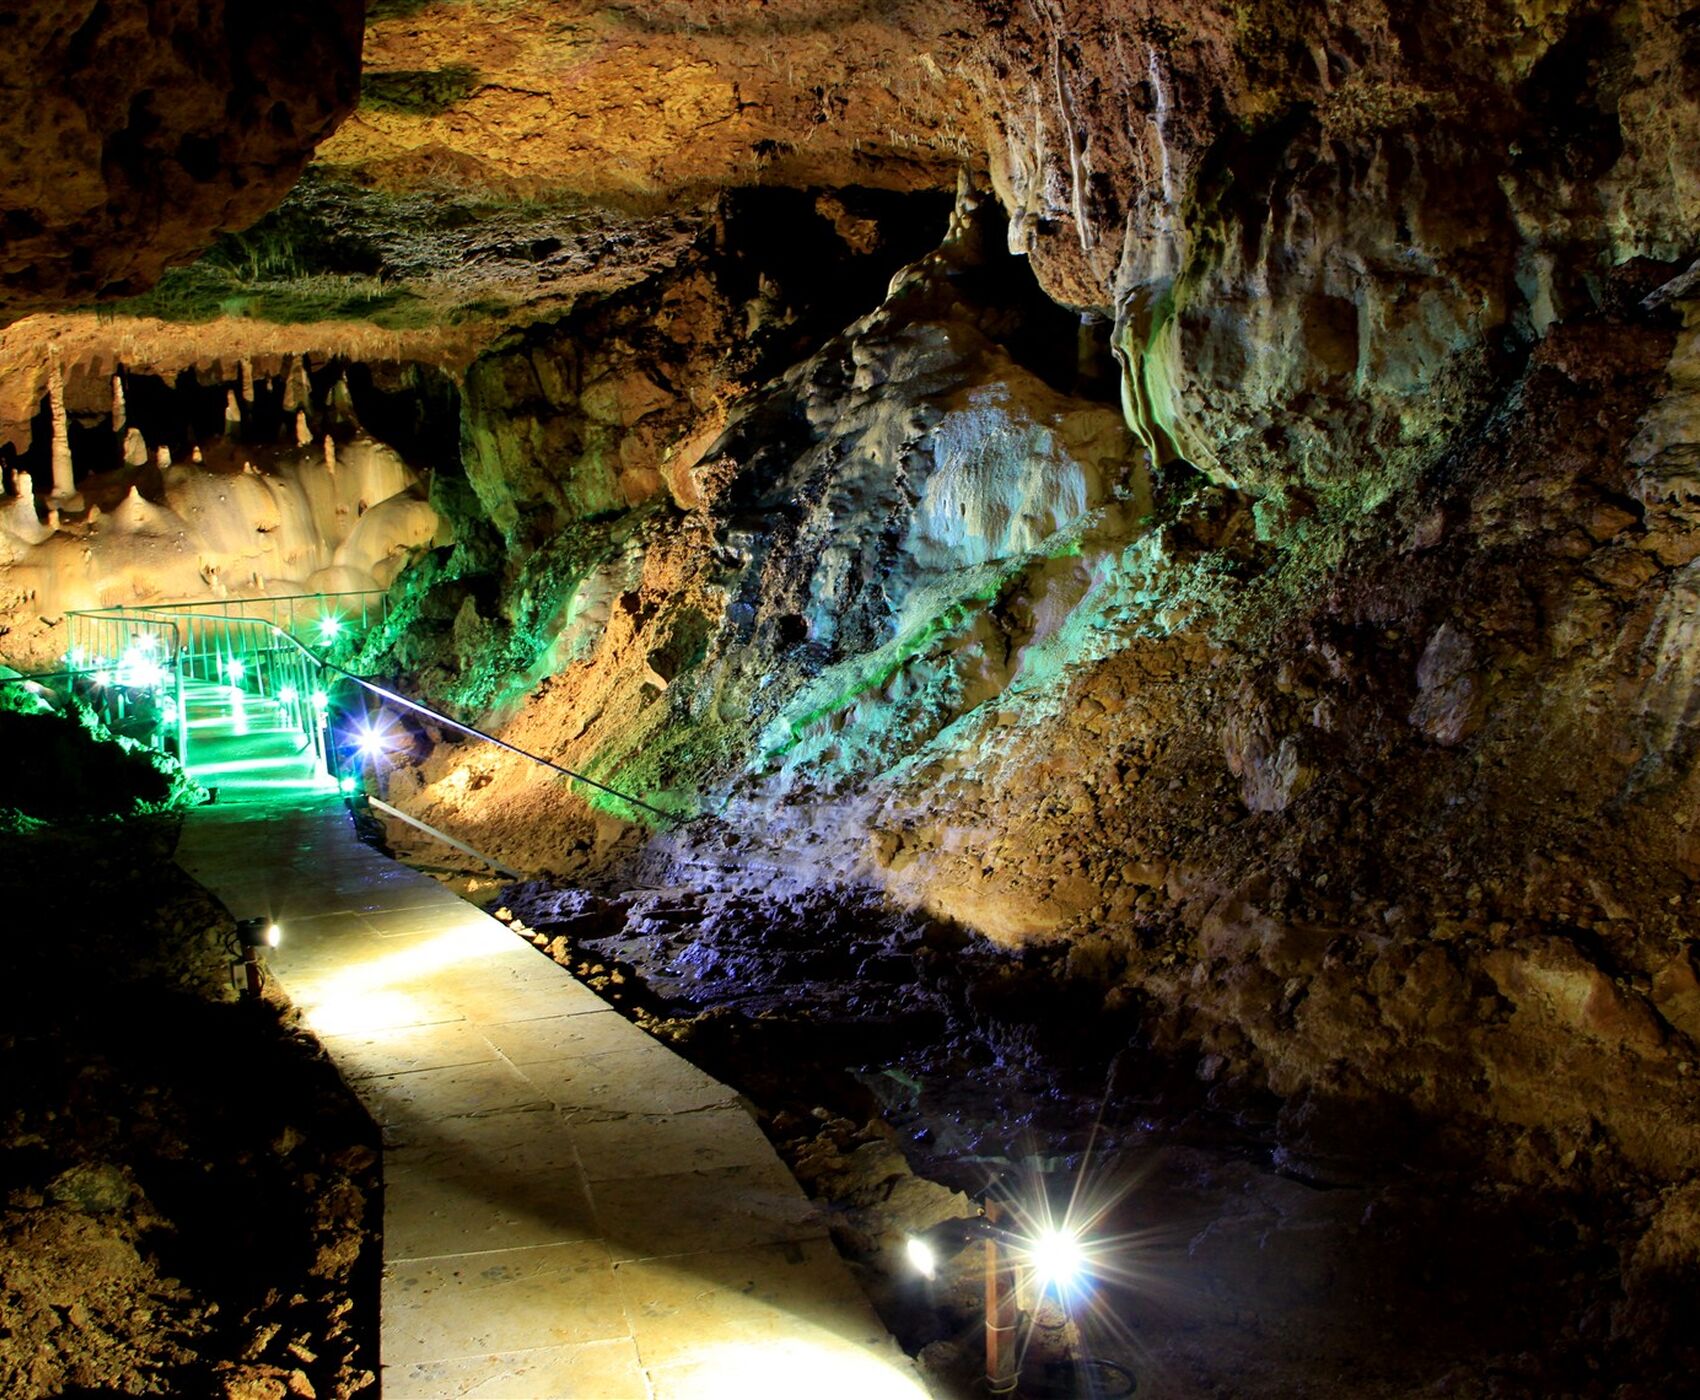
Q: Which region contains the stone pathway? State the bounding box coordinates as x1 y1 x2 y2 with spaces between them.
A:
177 797 927 1398
179 678 337 802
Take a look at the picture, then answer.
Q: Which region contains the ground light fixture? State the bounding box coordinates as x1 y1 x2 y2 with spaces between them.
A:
317 615 342 644
352 720 390 762
116 638 166 690
905 1206 1095 1395
231 917 282 998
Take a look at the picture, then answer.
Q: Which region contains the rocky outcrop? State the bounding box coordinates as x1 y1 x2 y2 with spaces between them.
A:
0 0 364 322
976 0 1700 500
360 189 1700 1199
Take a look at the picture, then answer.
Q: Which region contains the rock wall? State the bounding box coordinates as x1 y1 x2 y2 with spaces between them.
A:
0 0 365 323
975 0 1700 501
363 184 1700 1200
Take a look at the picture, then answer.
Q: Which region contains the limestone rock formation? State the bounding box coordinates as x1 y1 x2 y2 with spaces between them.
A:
0 0 364 322
0 1 1698 1391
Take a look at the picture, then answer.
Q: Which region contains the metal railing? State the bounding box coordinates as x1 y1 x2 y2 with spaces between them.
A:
69 590 387 665
58 599 677 856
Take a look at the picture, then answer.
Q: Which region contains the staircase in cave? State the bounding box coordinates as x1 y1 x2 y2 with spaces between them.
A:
180 676 337 804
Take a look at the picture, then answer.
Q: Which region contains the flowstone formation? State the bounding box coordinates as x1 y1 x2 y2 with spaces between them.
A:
0 347 444 665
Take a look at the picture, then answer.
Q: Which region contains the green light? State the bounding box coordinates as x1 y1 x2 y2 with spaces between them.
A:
317 616 343 643
279 684 299 705
311 689 329 711
116 640 165 690
227 657 246 684
338 775 356 794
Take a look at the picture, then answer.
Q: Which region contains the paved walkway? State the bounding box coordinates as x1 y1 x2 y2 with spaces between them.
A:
179 678 338 802
176 797 927 1398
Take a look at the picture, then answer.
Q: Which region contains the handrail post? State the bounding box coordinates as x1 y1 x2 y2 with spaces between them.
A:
175 646 188 764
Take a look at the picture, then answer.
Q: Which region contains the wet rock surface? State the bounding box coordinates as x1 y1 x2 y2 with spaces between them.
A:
0 816 380 1398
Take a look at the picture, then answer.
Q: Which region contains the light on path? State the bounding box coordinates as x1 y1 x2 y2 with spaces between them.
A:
1030 1227 1087 1291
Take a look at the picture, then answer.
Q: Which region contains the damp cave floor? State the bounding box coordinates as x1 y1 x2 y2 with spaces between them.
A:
174 782 926 1398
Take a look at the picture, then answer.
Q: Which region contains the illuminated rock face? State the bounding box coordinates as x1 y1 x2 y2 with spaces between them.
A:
2 0 1698 1227
0 436 437 631
0 0 363 322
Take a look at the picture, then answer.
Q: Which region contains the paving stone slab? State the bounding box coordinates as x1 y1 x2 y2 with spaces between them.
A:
383 1241 629 1365
384 1338 650 1400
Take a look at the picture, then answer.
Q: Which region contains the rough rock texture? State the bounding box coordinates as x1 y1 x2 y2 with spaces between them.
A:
365 188 1700 1203
974 0 1700 497
0 1 365 322
0 818 379 1399
321 0 981 200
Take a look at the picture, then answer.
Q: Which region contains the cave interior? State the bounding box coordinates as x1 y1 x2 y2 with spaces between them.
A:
1 2 1698 1398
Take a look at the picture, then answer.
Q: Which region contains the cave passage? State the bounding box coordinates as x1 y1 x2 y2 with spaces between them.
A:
4 2 1700 1398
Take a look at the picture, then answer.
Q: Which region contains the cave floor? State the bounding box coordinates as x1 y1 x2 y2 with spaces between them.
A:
175 794 927 1398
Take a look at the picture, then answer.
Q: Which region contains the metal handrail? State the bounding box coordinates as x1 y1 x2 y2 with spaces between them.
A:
119 607 677 824
67 591 388 666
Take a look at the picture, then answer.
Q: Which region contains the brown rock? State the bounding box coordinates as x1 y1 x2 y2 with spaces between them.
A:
1651 948 1700 1044
0 2 363 321
1409 623 1485 747
1483 939 1666 1057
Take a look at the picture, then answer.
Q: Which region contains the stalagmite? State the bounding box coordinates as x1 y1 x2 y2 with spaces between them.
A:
111 374 126 433
107 484 166 534
45 344 74 500
295 410 312 447
191 446 203 464
2 470 52 545
323 434 337 476
225 389 242 434
155 445 171 469
122 428 149 468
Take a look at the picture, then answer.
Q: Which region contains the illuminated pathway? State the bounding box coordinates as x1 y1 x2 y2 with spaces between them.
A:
176 741 924 1396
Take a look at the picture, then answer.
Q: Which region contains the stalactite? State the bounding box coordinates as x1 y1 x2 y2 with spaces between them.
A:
328 373 358 430
45 344 74 500
111 373 126 434
283 357 312 415
239 357 255 404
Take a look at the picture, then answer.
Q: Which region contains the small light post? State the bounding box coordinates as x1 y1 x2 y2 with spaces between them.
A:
234 917 281 998
905 1193 1092 1397
984 1197 1019 1396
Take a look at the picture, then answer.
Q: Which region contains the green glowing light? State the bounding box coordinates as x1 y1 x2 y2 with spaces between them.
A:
317 615 343 644
338 775 356 794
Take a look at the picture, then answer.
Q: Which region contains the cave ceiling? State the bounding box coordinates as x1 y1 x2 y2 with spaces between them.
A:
2 1 1694 508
